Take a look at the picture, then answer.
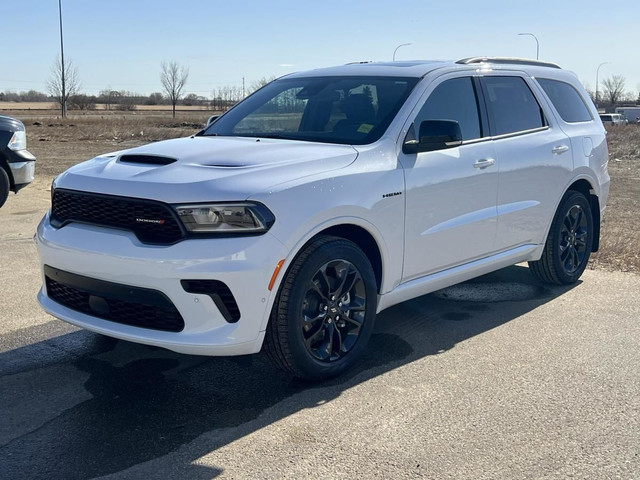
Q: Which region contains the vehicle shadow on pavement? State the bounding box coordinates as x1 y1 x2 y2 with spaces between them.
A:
0 265 578 479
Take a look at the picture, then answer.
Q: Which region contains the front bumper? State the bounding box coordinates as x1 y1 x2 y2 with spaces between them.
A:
7 149 36 191
36 212 287 356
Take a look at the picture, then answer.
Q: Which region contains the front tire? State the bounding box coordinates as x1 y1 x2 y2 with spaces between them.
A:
0 168 9 209
264 236 377 380
529 190 593 285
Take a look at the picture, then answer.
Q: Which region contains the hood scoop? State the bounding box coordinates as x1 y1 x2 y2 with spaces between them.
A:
118 154 177 166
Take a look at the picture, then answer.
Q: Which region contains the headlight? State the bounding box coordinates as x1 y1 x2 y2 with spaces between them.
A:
8 131 27 151
175 202 275 234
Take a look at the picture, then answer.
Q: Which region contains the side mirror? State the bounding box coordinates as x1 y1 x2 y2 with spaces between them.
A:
403 119 463 154
206 115 220 126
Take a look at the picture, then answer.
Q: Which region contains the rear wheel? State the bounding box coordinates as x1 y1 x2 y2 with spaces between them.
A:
264 236 377 380
529 190 593 285
0 168 10 209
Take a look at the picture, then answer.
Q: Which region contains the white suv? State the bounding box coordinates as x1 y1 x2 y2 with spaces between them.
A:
36 57 610 380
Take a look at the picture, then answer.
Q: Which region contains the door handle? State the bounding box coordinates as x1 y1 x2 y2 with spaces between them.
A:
552 145 570 154
473 158 495 169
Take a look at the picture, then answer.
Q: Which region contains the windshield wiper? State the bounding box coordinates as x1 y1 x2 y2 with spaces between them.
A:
253 133 295 140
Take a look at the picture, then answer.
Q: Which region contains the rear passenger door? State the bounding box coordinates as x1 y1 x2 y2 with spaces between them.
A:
400 75 498 281
480 75 573 252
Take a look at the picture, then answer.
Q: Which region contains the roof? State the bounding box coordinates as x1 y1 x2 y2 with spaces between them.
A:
282 57 565 80
283 61 453 79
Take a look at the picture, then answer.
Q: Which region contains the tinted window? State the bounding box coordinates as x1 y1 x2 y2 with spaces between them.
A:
537 78 592 123
414 77 482 141
482 76 546 135
202 76 418 145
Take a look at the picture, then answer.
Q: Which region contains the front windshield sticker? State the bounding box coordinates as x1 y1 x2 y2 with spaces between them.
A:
357 124 374 134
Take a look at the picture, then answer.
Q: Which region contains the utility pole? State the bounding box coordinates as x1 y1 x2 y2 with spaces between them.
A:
242 77 245 98
595 62 610 109
58 0 66 118
518 33 539 60
393 43 412 61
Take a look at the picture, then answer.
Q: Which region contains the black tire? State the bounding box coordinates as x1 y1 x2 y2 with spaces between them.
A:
0 167 9 209
264 236 377 380
529 190 593 285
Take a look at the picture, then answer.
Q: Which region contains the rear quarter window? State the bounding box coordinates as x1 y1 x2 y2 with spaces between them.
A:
482 76 546 136
537 78 593 123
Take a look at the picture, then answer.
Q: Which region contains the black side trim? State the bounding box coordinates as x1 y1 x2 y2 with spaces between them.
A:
181 279 241 323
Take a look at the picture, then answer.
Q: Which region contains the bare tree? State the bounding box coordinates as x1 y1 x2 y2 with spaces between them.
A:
249 76 276 94
47 56 81 117
602 75 626 107
99 87 121 111
160 61 189 118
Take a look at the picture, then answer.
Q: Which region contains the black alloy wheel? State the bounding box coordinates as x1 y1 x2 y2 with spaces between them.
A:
559 204 589 274
301 259 367 362
529 190 594 285
264 236 377 380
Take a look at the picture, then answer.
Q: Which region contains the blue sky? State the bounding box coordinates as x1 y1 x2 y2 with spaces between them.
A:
2 0 639 98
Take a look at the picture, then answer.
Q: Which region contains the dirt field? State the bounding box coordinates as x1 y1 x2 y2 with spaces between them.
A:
3 112 639 273
0 102 215 112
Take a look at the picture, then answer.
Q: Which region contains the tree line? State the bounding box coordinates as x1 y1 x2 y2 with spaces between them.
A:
0 57 275 118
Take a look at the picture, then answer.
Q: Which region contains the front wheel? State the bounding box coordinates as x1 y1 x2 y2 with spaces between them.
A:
0 168 9 209
264 236 377 380
529 190 594 285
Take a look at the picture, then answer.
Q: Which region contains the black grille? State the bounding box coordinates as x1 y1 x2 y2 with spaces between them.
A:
50 189 185 244
181 279 241 323
45 265 185 332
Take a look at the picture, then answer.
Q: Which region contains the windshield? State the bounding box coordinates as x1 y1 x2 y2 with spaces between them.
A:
201 76 419 145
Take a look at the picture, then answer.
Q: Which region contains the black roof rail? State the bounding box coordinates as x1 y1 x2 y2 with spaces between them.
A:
456 57 561 69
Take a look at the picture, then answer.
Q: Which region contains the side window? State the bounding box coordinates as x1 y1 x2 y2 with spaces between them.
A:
537 78 592 123
414 77 482 141
482 76 546 135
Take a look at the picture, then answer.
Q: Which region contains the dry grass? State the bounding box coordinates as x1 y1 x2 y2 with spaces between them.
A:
3 111 639 274
588 126 640 273
0 102 215 112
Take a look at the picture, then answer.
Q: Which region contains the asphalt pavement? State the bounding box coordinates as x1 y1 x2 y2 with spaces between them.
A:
1 184 638 479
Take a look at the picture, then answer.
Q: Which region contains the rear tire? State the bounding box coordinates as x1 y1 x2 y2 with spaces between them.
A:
529 190 593 285
0 168 10 209
264 236 377 381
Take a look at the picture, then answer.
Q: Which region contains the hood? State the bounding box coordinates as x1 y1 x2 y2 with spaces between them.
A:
0 115 24 133
54 136 358 202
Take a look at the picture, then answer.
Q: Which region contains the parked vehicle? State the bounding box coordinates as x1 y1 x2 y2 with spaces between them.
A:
36 57 610 380
615 106 640 124
599 113 625 126
0 115 36 208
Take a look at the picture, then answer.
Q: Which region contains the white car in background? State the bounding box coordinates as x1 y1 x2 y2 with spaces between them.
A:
599 113 625 126
36 57 610 380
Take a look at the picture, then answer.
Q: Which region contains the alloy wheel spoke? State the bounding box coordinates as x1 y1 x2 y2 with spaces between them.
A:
315 268 332 298
575 228 588 249
567 206 582 232
323 323 334 359
573 207 583 231
343 315 363 335
305 324 327 350
333 325 344 354
572 247 581 268
343 297 366 313
302 312 324 327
